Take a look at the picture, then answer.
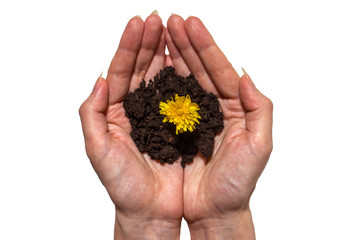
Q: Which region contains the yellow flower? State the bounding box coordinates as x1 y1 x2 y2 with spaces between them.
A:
159 94 201 135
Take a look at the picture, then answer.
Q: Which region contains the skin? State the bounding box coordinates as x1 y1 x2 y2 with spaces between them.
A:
79 13 273 240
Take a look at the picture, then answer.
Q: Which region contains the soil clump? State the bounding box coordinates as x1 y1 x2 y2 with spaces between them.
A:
123 66 224 167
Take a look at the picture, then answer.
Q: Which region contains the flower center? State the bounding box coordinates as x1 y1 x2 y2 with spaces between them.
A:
176 108 185 116
159 94 201 135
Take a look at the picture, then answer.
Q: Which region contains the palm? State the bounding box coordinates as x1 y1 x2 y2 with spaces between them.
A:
183 97 263 221
101 100 182 221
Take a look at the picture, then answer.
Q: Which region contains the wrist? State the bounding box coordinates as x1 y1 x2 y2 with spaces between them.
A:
187 208 255 240
114 209 181 240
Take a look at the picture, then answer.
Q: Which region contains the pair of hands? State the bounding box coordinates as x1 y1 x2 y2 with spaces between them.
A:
79 12 273 240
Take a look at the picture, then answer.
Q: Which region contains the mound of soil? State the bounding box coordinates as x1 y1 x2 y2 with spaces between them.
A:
123 66 224 167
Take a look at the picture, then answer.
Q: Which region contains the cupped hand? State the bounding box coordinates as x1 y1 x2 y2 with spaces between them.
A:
167 15 273 238
79 13 182 239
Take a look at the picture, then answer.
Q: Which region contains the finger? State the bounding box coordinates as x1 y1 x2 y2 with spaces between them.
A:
240 70 273 155
167 15 218 94
79 75 109 160
184 16 240 99
107 16 144 104
130 13 163 90
144 25 166 80
165 28 190 76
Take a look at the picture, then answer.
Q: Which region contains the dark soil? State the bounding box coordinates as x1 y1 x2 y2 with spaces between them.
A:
123 66 224 167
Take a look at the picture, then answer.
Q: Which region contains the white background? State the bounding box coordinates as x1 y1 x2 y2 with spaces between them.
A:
1 0 359 239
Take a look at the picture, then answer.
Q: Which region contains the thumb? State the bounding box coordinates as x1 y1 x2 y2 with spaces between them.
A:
79 73 109 161
239 69 273 156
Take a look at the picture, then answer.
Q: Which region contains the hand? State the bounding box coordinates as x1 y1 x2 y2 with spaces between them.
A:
167 15 273 239
79 13 182 239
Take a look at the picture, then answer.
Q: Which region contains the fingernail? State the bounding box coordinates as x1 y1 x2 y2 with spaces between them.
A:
93 72 103 92
151 10 159 15
134 15 142 19
241 67 255 87
170 13 177 16
241 67 249 78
